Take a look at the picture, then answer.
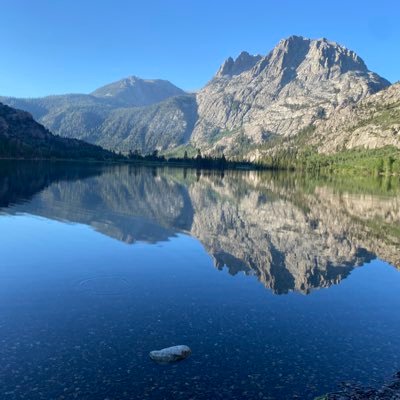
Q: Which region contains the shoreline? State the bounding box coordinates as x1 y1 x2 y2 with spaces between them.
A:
316 372 400 399
0 157 270 171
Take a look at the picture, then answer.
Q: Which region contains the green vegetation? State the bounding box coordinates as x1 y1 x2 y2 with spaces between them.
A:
126 148 258 170
293 146 400 176
258 146 400 176
254 120 400 176
0 136 121 161
0 102 121 161
209 129 236 144
259 170 400 197
228 133 254 157
353 100 400 130
162 144 198 159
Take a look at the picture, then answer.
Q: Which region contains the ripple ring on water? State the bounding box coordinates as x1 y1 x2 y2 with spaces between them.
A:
77 276 130 296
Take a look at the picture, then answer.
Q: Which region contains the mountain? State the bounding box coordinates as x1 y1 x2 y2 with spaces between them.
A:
193 36 390 154
93 94 197 153
0 36 393 156
91 76 186 107
0 77 194 154
0 102 114 159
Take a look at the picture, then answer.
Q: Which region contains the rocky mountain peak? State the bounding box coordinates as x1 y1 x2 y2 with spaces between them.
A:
278 34 310 49
251 35 312 78
216 51 262 77
308 38 369 75
193 35 390 150
250 36 372 81
124 75 140 84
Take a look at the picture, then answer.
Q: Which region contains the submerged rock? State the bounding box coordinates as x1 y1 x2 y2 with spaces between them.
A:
149 345 191 363
317 371 400 399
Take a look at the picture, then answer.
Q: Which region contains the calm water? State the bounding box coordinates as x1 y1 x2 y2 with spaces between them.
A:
1 161 400 400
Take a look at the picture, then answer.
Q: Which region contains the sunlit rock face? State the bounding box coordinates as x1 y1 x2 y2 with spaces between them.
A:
193 36 389 154
2 164 399 294
311 82 400 153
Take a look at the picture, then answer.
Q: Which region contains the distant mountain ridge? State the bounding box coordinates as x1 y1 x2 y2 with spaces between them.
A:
1 76 196 154
0 35 395 156
91 76 186 107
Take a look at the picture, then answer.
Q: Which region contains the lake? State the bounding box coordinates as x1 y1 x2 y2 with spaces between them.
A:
0 161 400 400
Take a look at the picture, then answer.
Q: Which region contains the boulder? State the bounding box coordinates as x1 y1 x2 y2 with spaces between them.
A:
149 345 191 363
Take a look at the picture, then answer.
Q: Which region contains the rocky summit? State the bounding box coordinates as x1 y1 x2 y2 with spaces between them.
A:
193 35 390 154
0 36 394 156
91 76 186 107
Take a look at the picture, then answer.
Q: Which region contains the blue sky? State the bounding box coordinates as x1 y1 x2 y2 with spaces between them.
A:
0 0 399 97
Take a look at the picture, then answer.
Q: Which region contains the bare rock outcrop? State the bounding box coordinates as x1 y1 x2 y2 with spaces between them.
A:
192 36 389 154
312 82 400 152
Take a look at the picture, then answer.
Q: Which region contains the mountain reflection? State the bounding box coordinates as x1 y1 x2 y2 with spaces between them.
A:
1 162 399 294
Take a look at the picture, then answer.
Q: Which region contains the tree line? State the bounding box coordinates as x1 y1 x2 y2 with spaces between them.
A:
126 148 257 170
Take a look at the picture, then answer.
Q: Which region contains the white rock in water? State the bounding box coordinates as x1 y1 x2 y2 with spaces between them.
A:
149 345 191 363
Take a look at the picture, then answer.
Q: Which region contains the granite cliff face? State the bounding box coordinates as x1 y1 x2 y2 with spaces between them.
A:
193 36 390 154
311 82 400 153
2 165 399 294
216 51 262 78
0 36 393 156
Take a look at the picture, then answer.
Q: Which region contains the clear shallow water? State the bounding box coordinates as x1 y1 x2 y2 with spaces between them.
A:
0 162 400 399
